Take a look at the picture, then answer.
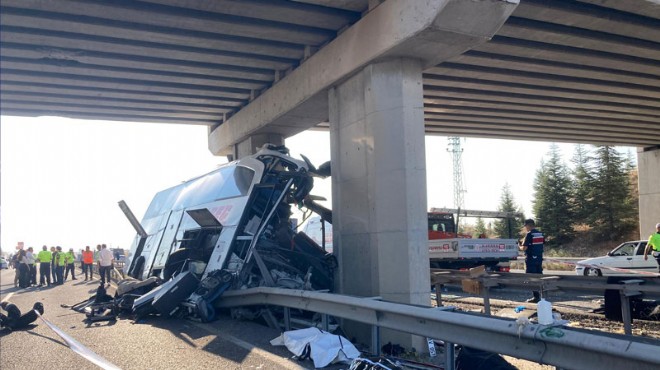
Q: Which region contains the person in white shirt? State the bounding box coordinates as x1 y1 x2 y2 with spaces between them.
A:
98 244 114 285
25 247 37 286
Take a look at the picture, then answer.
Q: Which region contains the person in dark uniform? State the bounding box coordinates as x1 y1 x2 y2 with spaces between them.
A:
520 219 544 303
16 249 30 288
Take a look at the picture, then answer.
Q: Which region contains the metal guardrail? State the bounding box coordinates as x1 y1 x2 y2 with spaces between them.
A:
431 269 660 296
215 287 660 370
430 269 660 335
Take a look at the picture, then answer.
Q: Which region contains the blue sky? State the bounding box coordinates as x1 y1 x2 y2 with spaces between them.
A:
1 116 635 252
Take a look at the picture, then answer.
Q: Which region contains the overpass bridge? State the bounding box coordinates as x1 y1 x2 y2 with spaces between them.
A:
2 0 659 146
2 0 659 350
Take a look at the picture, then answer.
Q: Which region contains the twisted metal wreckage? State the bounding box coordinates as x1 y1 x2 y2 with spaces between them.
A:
90 144 337 326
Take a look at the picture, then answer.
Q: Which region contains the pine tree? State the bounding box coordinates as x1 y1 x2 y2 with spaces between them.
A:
532 144 574 245
589 146 637 241
474 217 487 238
571 144 592 224
626 150 640 232
494 184 523 239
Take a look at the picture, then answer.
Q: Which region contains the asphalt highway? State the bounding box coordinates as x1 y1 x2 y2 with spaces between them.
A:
0 267 315 370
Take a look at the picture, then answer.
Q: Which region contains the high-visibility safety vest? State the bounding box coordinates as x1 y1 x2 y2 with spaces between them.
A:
37 250 52 263
56 252 67 266
82 251 94 264
649 232 660 252
65 252 75 264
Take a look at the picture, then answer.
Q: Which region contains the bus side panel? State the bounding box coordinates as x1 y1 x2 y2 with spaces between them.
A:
150 209 185 273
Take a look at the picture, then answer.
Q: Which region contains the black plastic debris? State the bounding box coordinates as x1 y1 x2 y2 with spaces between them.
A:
382 342 406 357
0 302 44 331
152 271 199 317
455 346 517 370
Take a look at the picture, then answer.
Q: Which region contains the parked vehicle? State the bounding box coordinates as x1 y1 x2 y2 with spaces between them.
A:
575 240 655 276
303 209 519 272
428 208 520 272
0 256 7 269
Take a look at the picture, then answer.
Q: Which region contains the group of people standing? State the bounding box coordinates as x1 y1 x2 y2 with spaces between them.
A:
10 244 116 288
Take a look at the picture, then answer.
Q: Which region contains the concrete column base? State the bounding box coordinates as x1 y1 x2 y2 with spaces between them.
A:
638 146 660 239
329 58 430 352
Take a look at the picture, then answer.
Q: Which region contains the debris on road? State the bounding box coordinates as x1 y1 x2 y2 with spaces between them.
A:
270 327 360 368
0 301 44 331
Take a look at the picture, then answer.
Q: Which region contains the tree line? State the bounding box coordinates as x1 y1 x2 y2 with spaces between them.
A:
479 144 638 246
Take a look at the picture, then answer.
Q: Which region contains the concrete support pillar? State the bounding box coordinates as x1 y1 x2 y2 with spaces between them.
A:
329 58 429 349
233 133 283 159
638 146 660 239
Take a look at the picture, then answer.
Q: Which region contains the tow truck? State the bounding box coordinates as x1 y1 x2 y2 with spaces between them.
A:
428 208 521 272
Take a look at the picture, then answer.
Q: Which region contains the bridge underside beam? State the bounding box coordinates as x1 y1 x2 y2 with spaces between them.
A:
208 0 518 155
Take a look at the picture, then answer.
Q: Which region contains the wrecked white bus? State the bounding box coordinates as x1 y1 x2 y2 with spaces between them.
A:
118 145 336 321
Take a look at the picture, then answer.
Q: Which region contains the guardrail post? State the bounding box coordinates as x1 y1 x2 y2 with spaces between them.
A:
483 286 491 316
619 292 632 335
435 283 443 307
619 279 643 336
444 341 455 370
283 307 291 331
371 325 380 356
321 313 329 331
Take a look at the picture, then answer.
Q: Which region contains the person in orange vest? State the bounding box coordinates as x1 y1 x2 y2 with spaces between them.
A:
81 246 95 281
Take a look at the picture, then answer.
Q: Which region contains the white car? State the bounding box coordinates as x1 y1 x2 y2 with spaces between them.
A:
575 240 657 276
0 257 8 269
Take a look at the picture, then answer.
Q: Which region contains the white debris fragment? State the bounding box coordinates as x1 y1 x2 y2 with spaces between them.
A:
271 327 360 368
516 316 530 338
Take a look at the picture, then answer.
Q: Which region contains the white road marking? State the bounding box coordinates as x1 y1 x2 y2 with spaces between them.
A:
36 311 121 370
1 292 14 303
